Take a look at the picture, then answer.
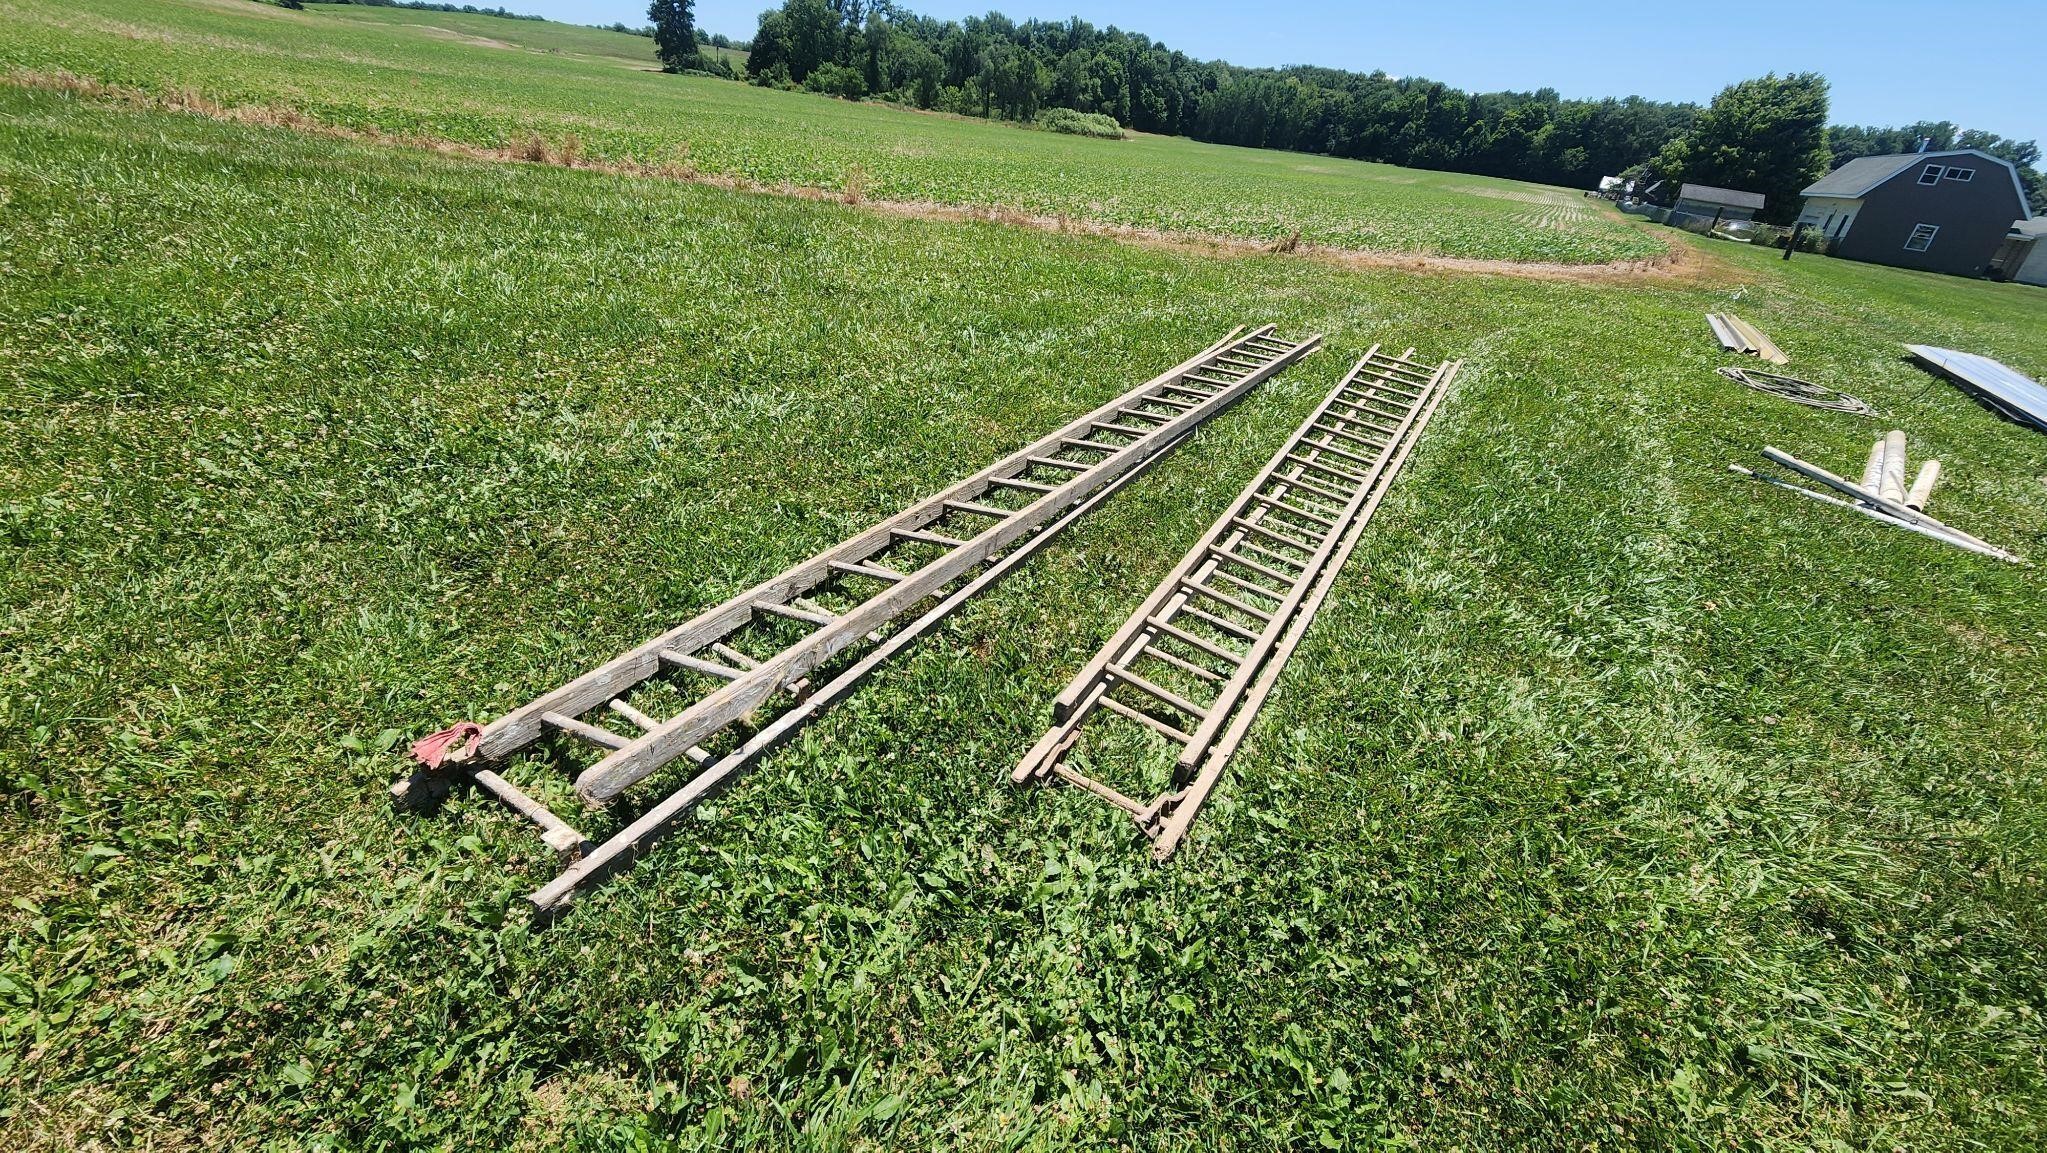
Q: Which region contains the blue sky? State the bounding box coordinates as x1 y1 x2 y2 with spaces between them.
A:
508 0 2044 144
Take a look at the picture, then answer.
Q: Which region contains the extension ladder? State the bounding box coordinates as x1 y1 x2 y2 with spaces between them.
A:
396 325 1322 911
1012 346 1462 858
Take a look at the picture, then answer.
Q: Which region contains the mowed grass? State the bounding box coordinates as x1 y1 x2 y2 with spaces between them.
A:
0 0 1659 265
4 83 2047 1149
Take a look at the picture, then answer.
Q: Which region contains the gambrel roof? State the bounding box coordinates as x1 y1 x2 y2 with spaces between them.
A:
1803 150 2032 218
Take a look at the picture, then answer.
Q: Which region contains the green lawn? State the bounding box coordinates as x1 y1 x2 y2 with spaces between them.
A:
4 76 2046 1148
1 0 1659 265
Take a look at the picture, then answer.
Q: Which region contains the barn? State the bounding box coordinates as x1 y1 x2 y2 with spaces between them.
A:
1797 150 2034 277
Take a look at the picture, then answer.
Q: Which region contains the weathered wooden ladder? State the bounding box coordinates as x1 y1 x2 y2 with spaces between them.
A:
1012 346 1462 858
395 326 1322 912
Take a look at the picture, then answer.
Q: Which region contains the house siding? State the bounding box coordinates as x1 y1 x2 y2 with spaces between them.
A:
1796 195 1862 240
1829 160 2027 277
2016 241 2047 287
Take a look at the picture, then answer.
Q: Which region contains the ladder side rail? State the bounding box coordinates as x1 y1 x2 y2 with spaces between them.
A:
529 430 1185 912
469 326 1277 762
1150 361 1462 857
1039 347 1380 728
1168 358 1451 778
576 334 1321 802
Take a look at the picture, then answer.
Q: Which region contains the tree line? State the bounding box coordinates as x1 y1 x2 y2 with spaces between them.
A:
656 0 2041 222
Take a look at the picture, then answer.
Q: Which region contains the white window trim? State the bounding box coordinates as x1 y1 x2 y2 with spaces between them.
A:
1904 223 1939 252
1919 163 1943 185
1944 167 1974 182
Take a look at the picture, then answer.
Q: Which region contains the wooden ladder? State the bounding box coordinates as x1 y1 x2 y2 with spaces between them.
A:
394 325 1322 912
1012 346 1463 858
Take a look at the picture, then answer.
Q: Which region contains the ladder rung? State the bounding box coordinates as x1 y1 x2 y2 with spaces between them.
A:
1097 695 1194 743
710 642 758 669
1311 422 1385 451
1028 454 1090 472
1233 537 1311 573
1357 376 1426 400
1140 394 1196 411
1204 565 1286 603
1207 545 1299 586
894 527 966 548
1059 436 1120 454
1329 399 1407 430
1159 382 1218 400
1252 494 1337 529
1145 616 1247 664
1268 471 1353 504
828 559 905 582
1133 640 1228 683
1176 604 1264 643
1230 516 1319 552
542 711 628 750
1298 438 1375 469
1050 761 1152 815
1213 355 1267 370
659 649 745 679
943 499 1013 520
1107 665 1207 720
608 698 663 732
756 600 837 626
1181 374 1239 389
990 475 1059 494
1282 452 1363 483
1180 579 1276 623
1093 421 1154 438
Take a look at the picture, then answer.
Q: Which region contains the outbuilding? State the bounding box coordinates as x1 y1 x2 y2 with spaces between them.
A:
1671 183 1765 224
1797 150 2033 277
1990 218 2047 286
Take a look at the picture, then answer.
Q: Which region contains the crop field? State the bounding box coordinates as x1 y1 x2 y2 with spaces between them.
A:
1 0 1663 265
5 5 2047 1151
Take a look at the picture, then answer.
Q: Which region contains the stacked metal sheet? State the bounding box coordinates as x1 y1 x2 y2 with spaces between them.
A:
1906 345 2047 433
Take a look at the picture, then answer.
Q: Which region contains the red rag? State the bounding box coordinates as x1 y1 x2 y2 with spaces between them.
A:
410 722 482 769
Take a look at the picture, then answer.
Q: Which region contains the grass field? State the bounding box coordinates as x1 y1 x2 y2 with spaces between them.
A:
5 4 2047 1150
1 0 1661 265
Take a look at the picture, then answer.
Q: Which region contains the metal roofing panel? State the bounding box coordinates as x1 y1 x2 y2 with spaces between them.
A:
1677 183 1766 210
1906 345 2047 433
1802 154 1923 198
